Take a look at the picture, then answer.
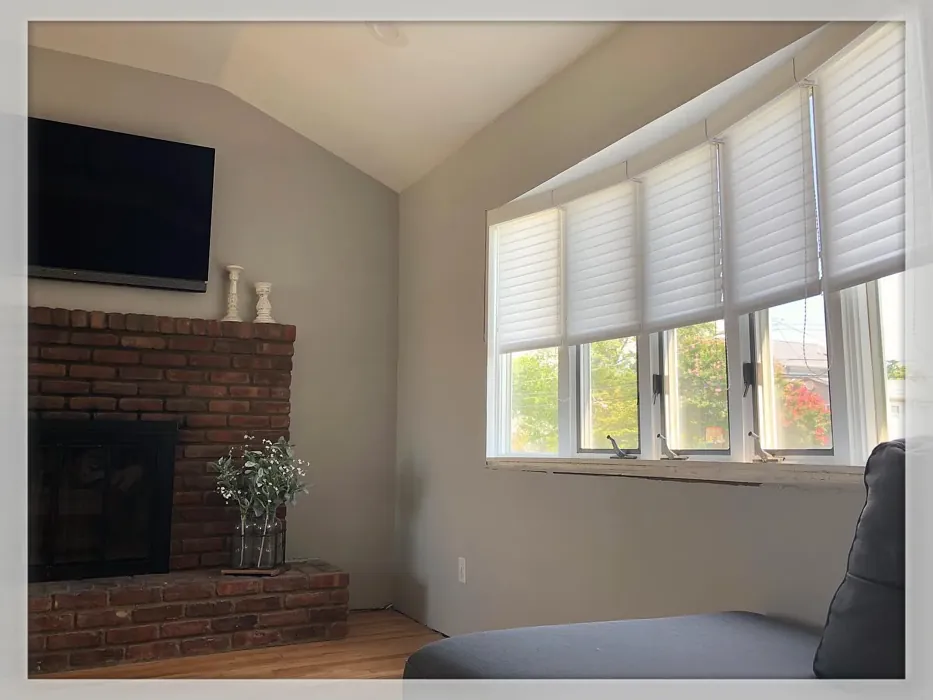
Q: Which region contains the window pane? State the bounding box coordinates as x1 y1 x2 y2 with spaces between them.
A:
878 272 905 440
758 295 833 450
509 347 559 454
664 321 730 450
580 338 638 450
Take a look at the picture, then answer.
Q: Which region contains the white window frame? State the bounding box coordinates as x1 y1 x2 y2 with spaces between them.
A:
486 232 892 475
485 23 906 484
656 322 733 458
745 298 845 466
575 337 642 457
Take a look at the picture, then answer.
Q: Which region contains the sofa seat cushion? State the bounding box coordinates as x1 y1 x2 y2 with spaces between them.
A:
404 611 821 679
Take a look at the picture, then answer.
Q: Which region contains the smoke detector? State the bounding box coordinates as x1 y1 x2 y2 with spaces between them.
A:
366 22 408 48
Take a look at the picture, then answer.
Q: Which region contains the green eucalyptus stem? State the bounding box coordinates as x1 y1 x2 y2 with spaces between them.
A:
257 509 272 568
238 513 247 568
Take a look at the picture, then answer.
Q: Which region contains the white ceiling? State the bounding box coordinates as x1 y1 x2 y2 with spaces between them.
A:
28 21 620 192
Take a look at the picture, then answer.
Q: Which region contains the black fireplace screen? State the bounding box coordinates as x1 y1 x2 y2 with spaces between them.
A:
28 419 177 583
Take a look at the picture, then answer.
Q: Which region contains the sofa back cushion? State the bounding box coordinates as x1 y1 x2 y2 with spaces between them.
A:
813 439 905 678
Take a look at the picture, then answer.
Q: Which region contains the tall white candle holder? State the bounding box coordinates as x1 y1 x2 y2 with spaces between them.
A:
222 265 245 322
254 282 276 324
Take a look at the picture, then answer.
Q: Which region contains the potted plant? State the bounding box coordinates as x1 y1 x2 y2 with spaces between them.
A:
211 435 308 571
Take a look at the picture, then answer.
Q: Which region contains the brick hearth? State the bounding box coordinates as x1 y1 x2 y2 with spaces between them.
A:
25 307 343 672
28 306 296 569
28 560 350 675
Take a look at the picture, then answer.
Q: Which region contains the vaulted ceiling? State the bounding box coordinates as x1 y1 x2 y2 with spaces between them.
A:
29 22 620 191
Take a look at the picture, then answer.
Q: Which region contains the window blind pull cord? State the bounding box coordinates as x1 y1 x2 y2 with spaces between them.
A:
801 82 818 377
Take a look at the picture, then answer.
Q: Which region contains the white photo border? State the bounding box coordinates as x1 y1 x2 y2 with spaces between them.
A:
2 1 929 699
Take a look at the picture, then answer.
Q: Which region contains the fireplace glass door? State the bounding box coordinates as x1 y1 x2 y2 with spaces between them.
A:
28 419 176 582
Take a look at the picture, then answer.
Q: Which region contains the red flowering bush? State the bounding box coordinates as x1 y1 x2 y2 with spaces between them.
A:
779 376 832 448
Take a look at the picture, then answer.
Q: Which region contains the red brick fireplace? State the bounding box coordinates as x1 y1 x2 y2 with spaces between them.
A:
27 307 349 674
28 306 295 570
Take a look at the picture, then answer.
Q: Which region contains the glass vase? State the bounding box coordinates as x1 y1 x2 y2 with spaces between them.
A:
231 516 259 569
230 513 286 570
252 513 285 570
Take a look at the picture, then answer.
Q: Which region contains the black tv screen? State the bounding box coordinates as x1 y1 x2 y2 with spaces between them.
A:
28 118 216 292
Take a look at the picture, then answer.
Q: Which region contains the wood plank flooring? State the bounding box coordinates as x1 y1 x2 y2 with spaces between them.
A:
45 610 443 680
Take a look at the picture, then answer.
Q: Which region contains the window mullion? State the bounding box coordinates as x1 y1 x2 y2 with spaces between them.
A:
756 309 778 448
662 331 679 447
636 333 654 458
725 314 749 462
486 348 499 457
558 345 574 457
575 343 590 454
498 353 512 455
839 285 879 466
825 291 851 464
865 280 889 442
646 332 662 459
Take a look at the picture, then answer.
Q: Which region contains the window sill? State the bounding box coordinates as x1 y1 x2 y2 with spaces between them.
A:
485 457 864 489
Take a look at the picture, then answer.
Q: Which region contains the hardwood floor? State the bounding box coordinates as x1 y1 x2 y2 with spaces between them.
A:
45 611 443 680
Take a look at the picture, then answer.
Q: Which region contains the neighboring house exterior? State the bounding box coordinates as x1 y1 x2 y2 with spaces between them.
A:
770 339 830 405
886 378 905 439
770 339 905 439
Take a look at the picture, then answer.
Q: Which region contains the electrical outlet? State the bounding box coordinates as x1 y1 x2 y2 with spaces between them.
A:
458 557 466 584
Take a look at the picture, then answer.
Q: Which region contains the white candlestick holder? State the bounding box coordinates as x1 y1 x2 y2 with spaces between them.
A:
222 265 245 322
254 282 276 324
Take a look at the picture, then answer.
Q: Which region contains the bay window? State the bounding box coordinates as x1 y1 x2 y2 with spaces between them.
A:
486 22 907 468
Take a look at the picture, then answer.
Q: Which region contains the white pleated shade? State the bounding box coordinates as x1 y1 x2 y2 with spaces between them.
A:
720 88 820 314
493 209 562 353
641 145 723 331
489 22 907 357
815 22 906 291
564 183 640 344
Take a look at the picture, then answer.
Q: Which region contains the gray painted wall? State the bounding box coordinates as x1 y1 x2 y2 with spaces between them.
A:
28 47 400 609
396 22 865 636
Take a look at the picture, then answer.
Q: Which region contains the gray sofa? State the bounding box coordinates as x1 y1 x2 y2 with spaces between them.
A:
404 440 905 680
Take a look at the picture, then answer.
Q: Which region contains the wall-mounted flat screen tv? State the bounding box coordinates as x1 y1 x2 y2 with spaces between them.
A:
28 117 216 292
